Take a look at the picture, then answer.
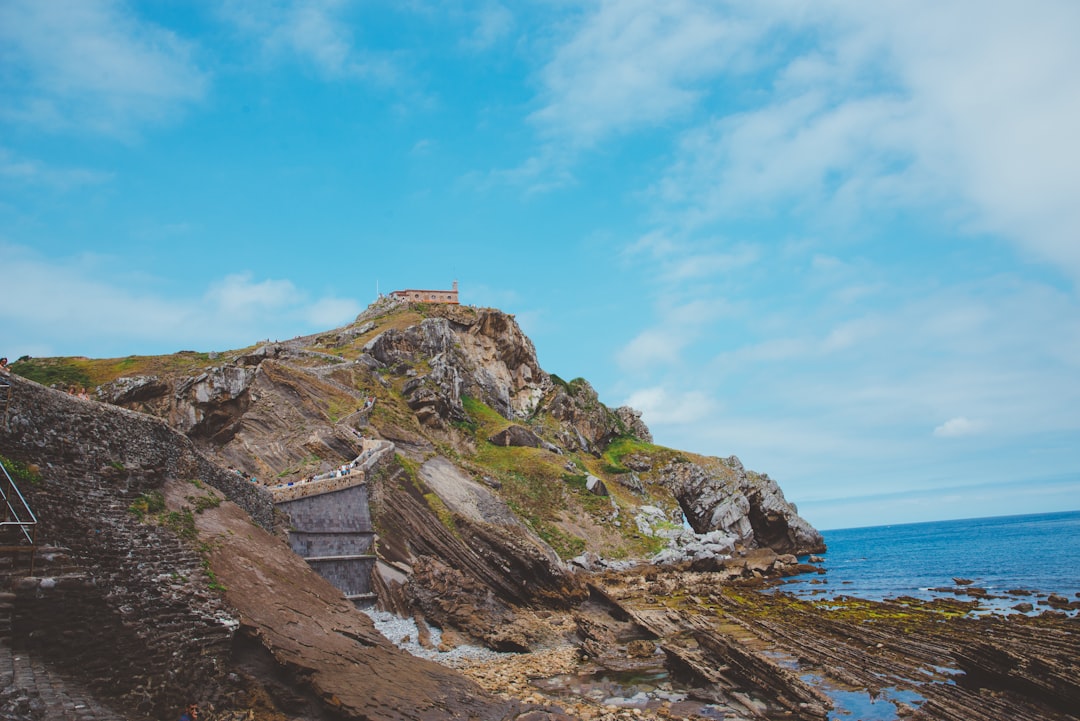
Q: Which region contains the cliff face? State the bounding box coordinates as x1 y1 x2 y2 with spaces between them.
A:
29 299 822 650
0 375 519 720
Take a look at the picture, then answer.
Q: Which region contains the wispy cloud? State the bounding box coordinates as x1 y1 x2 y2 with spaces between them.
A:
933 417 986 439
617 258 1080 507
220 0 398 83
462 2 515 51
0 0 207 136
529 1 1080 281
530 0 763 148
0 148 113 189
623 386 714 425
0 244 361 358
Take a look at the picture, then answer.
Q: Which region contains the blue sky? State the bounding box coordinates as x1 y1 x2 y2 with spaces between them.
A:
2 0 1078 530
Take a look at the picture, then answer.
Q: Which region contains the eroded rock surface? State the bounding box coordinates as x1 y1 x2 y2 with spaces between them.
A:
659 456 824 555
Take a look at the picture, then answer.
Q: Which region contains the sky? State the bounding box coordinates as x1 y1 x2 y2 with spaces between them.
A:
2 0 1078 530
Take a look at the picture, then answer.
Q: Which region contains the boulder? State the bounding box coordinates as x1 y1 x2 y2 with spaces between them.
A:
585 475 609 496
489 425 542 448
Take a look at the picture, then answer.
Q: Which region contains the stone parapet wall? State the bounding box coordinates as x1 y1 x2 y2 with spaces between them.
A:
269 440 393 503
2 375 275 531
281 483 374 534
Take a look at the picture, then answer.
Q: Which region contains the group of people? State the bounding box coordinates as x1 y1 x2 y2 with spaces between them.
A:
277 438 379 489
228 467 258 484
65 385 92 400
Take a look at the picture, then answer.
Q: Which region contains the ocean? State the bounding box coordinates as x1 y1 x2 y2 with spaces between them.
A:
781 509 1080 611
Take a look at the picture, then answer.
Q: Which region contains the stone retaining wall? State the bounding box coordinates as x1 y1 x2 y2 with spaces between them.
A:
274 446 394 599
0 375 255 717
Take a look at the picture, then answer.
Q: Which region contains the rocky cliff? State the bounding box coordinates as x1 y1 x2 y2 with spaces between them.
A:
0 375 535 720
11 298 823 658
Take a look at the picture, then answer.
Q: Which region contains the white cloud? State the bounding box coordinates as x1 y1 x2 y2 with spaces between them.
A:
934 416 986 438
621 263 1080 513
464 3 514 51
0 0 207 135
0 244 362 357
623 386 714 425
306 297 363 327
530 0 762 147
205 273 296 318
221 0 397 83
666 1 1080 279
0 148 112 189
533 1 1080 281
616 296 737 373
617 328 686 371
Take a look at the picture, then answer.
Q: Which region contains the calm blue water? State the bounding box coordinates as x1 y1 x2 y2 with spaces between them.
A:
782 510 1080 609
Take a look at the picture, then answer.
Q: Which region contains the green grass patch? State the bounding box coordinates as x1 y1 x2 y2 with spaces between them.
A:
423 492 459 536
128 490 166 520
601 435 665 473
161 509 197 540
0 455 42 486
11 349 234 389
461 395 507 438
10 357 93 389
535 522 586 559
187 494 222 513
201 558 227 593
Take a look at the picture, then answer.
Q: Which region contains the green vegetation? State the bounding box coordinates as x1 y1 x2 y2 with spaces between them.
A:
535 522 586 558
10 357 92 389
201 558 227 593
128 490 166 520
601 435 659 474
187 493 222 513
162 509 197 540
0 454 42 486
460 395 505 437
561 472 613 515
10 349 242 389
396 453 421 486
424 492 459 536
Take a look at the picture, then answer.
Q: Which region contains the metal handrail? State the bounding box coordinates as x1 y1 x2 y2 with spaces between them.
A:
0 456 38 574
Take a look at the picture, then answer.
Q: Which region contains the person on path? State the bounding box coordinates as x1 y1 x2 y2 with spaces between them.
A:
179 703 199 721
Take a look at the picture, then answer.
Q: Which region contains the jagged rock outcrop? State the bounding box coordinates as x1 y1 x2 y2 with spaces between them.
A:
363 308 551 425
659 455 824 555
614 406 653 443
370 459 585 648
544 378 623 453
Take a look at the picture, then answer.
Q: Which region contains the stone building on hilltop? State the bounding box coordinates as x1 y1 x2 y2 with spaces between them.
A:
389 281 459 304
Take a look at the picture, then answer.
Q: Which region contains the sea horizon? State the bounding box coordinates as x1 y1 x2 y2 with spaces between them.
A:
786 508 1080 614
820 506 1080 533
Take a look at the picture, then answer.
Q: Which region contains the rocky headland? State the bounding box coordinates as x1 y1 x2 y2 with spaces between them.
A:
2 298 1077 721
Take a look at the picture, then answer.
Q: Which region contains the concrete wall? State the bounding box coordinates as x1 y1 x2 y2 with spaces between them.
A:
288 531 374 557
306 557 373 597
277 482 376 598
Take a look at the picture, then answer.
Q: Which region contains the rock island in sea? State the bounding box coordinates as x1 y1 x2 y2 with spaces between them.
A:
2 295 1077 720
